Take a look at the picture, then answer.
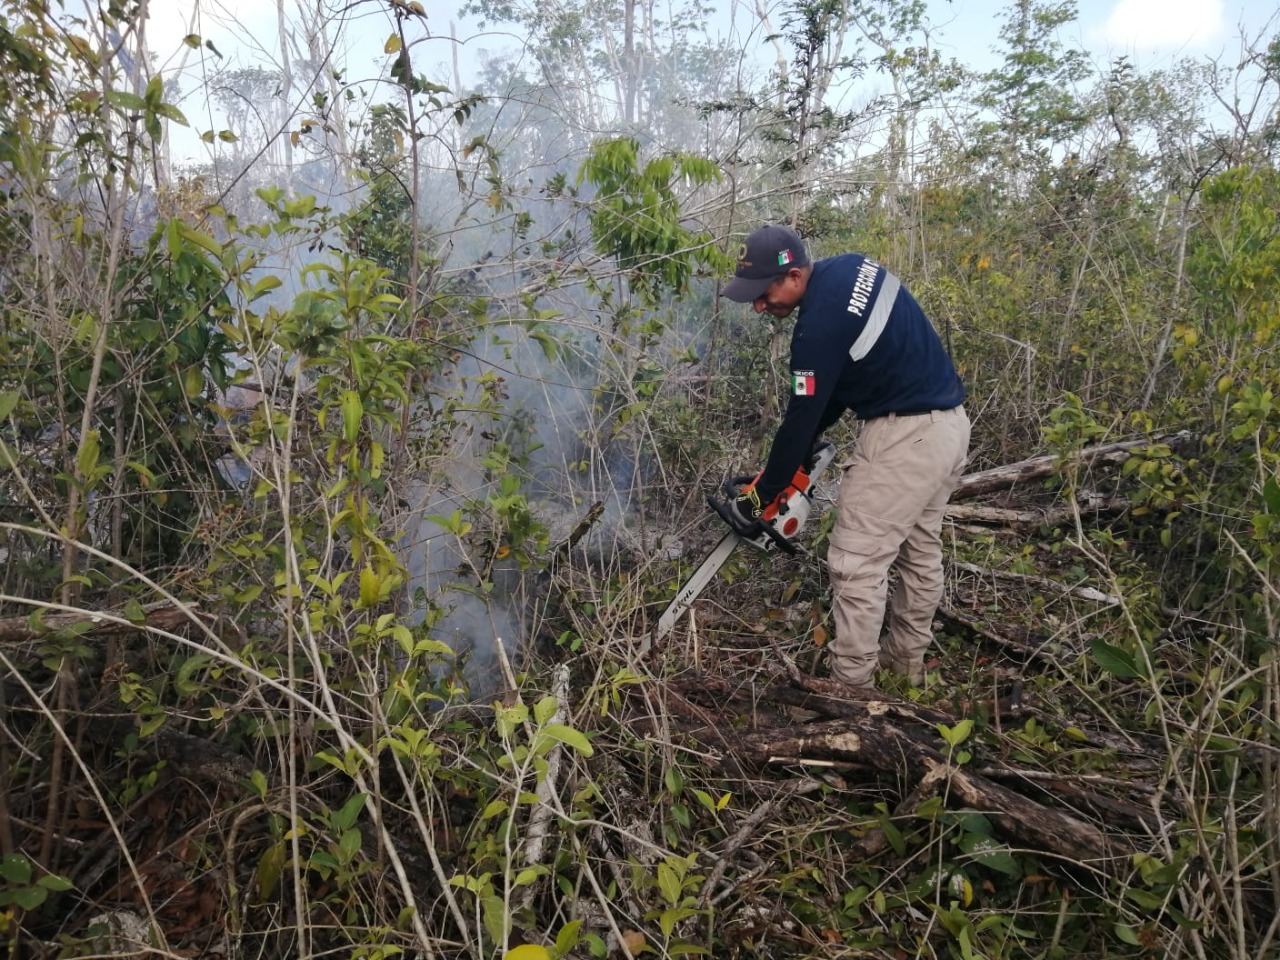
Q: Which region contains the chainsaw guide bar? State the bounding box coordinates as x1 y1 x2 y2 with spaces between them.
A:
640 442 837 656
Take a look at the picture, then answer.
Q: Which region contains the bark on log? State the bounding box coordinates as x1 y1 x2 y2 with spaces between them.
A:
951 431 1193 502
945 497 1130 529
0 602 204 645
80 714 254 787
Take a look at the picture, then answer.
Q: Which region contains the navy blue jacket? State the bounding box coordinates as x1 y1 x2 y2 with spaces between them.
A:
754 254 965 503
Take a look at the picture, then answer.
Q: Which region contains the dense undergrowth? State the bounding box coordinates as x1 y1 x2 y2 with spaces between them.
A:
1 1 1279 958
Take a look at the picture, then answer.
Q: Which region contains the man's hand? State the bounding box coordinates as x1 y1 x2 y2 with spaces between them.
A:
724 484 764 535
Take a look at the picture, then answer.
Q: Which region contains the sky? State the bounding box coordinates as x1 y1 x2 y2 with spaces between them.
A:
128 0 1276 165
143 0 1278 82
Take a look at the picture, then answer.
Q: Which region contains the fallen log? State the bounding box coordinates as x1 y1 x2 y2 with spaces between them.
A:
952 431 1193 502
734 717 1116 865
654 675 1121 867
0 601 205 645
945 496 1130 529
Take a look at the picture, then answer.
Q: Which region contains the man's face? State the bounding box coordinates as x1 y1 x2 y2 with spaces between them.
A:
753 269 805 317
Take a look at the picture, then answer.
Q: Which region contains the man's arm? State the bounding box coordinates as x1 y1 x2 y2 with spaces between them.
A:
754 352 845 503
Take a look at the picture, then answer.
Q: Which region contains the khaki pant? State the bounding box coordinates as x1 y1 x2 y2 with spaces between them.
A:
826 406 970 687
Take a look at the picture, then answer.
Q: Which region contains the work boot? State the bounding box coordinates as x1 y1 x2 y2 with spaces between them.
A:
828 653 878 691
879 651 924 687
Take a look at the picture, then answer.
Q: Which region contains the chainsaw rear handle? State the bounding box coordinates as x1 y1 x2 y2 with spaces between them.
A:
714 474 799 554
710 440 835 553
708 489 795 554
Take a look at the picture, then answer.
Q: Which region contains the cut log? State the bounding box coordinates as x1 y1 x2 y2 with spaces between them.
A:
0 601 204 645
945 496 1130 529
951 431 1193 502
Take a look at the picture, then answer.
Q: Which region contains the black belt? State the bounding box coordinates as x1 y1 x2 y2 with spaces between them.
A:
859 406 958 421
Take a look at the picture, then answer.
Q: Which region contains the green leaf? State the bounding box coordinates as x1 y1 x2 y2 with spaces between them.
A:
175 654 213 694
1263 475 1280 515
1125 887 1164 909
555 919 583 955
0 854 32 884
121 599 147 625
0 391 19 419
533 695 559 725
144 75 165 106
481 799 508 820
503 946 551 960
340 389 363 443
181 365 204 398
5 885 48 910
155 102 188 125
540 723 593 756
331 793 367 831
359 566 381 608
337 827 362 862
178 223 224 257
964 842 1020 877
528 326 559 361
1114 923 1142 946
657 862 681 905
256 842 286 901
1090 638 1142 678
936 718 974 748
513 866 546 887
37 873 73 891
106 90 146 111
76 429 101 482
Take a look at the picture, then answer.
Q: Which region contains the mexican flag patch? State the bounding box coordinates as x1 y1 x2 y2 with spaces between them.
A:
792 370 815 396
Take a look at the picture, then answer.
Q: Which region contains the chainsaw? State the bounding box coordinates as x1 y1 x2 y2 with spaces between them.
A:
647 441 837 651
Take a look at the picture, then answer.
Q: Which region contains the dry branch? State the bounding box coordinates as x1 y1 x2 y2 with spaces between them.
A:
951 431 1193 502
733 717 1116 864
79 714 254 787
945 496 1130 528
937 604 1056 659
0 601 205 645
947 560 1121 604
646 673 1124 866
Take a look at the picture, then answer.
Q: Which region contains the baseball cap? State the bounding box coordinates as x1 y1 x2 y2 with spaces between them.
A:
721 224 810 303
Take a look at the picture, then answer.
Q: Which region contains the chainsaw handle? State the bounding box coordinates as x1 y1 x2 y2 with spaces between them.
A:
708 490 796 554
760 519 796 553
808 439 835 470
719 475 799 554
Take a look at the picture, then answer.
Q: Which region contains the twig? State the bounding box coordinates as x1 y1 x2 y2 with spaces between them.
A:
848 769 946 860
948 560 1121 604
699 779 823 903
518 664 570 912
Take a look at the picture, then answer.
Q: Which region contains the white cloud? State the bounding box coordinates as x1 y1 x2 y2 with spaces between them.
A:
1098 0 1227 52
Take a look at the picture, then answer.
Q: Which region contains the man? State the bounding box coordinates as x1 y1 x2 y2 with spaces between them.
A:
720 224 970 689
